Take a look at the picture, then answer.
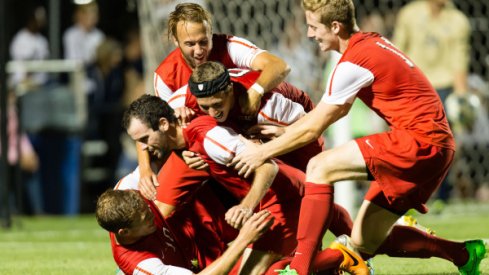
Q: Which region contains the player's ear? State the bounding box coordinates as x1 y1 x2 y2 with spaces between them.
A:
331 21 341 34
117 228 129 236
159 117 170 132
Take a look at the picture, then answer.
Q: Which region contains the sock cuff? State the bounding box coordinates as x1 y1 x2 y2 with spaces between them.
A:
304 182 334 195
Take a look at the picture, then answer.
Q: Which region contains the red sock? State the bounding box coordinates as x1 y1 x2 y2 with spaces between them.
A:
329 203 353 237
290 183 334 274
375 225 469 266
265 249 343 274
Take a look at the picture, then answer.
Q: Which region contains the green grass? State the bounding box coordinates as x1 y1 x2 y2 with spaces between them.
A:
0 202 488 274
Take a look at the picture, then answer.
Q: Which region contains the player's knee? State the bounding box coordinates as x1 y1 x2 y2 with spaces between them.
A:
350 231 382 255
306 153 334 182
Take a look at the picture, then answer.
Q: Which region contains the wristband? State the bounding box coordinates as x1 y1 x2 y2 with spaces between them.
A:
251 83 265 95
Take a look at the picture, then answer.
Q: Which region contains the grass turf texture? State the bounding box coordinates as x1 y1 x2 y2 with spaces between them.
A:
0 202 488 274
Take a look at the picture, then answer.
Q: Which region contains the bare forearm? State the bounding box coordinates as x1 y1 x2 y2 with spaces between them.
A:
240 161 278 209
136 142 151 173
197 237 249 275
252 52 290 92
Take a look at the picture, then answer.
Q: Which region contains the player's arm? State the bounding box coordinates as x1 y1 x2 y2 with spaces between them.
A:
231 102 351 177
243 51 290 115
225 160 278 228
196 210 273 275
136 142 159 200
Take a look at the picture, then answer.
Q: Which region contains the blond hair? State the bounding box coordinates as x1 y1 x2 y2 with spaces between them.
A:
168 3 213 41
95 189 144 233
302 0 357 34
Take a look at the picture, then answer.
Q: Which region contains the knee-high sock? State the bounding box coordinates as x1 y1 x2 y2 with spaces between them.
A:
265 249 343 275
329 203 353 237
290 183 335 274
375 225 469 266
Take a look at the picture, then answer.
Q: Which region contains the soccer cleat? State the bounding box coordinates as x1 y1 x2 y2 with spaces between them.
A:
458 239 488 275
395 215 436 235
329 235 369 275
366 258 375 275
275 265 299 275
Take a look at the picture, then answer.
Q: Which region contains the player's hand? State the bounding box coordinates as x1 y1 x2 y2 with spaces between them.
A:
246 124 285 140
240 87 262 116
182 150 209 170
236 210 274 244
174 107 195 127
138 169 158 201
225 205 254 229
227 135 266 178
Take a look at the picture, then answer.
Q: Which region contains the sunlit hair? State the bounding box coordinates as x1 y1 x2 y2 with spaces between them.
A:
302 0 357 34
122 94 177 131
192 61 226 82
95 189 144 233
168 2 213 41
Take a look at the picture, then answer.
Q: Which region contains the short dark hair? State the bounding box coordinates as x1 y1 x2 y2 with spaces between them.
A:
189 61 231 98
122 94 177 130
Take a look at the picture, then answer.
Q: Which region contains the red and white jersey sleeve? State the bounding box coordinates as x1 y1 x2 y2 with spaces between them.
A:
132 258 193 275
203 125 246 165
321 61 374 105
167 87 188 110
226 36 265 68
114 167 140 190
258 93 306 126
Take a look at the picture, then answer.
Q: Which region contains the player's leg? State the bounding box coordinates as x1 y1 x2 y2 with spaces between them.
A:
239 248 282 275
289 140 369 274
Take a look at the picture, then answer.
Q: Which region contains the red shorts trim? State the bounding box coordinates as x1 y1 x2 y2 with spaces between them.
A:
356 129 454 214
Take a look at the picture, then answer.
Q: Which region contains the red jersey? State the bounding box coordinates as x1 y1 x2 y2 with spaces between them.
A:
183 116 304 254
169 68 323 171
323 32 454 150
110 199 194 274
154 34 264 101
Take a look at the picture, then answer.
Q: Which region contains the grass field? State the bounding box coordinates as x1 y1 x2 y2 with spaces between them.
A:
0 202 488 274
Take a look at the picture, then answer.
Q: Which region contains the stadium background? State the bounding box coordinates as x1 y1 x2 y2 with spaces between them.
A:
1 0 488 218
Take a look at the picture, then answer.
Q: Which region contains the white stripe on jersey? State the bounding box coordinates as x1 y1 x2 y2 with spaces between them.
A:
322 61 374 105
167 85 188 109
203 126 246 165
154 73 173 102
114 167 140 190
133 258 193 275
227 36 266 68
258 93 306 126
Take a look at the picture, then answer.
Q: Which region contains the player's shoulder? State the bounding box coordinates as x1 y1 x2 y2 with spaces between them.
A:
155 49 186 74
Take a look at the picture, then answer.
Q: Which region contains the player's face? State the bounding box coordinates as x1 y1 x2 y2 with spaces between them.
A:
127 117 172 159
305 10 338 52
174 20 213 68
196 86 235 123
129 203 157 238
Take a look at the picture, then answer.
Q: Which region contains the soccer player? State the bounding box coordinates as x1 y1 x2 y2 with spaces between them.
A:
228 0 487 274
170 61 320 172
137 2 291 198
123 95 356 274
95 189 273 275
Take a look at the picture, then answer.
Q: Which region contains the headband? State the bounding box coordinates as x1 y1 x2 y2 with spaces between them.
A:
188 68 230 98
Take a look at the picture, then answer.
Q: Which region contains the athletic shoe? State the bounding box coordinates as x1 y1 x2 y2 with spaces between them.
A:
395 215 436 235
458 239 488 275
329 235 369 275
275 265 299 275
366 258 375 275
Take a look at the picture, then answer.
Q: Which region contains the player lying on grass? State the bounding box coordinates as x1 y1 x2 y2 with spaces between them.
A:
96 189 273 275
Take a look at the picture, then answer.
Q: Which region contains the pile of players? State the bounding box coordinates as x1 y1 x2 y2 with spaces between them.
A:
95 2 487 275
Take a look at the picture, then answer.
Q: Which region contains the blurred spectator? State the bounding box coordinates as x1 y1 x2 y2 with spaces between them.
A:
117 29 145 178
0 91 43 215
7 4 48 215
393 0 471 208
393 0 471 103
85 38 125 187
63 1 104 66
9 5 49 89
